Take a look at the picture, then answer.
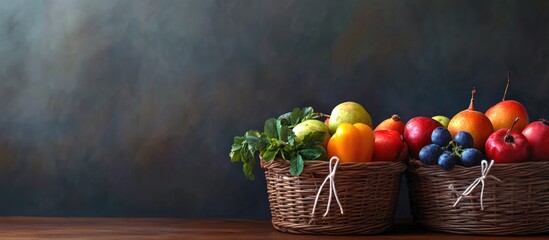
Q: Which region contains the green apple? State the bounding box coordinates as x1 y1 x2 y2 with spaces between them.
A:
432 115 450 128
292 119 331 149
328 101 372 134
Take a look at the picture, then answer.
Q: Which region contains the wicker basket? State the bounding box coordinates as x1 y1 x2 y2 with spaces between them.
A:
406 159 549 235
261 158 406 235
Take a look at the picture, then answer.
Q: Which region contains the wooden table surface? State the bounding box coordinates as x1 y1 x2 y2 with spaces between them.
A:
0 217 546 240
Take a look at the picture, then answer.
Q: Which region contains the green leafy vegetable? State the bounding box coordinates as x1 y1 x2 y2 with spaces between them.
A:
277 107 319 129
290 154 304 176
229 107 327 180
264 118 277 139
299 148 323 160
303 131 327 147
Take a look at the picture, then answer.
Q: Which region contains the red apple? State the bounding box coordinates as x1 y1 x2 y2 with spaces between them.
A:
373 130 406 162
397 141 409 162
485 117 530 163
522 119 549 161
404 116 443 159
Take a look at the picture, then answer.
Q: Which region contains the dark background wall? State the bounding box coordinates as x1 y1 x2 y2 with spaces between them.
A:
0 0 548 218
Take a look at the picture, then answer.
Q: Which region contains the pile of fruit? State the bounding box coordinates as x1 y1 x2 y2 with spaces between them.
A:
230 76 549 178
419 129 484 171
412 77 549 171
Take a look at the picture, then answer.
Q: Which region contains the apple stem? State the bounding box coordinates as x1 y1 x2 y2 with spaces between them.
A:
502 72 510 102
541 118 549 126
504 117 520 142
468 87 476 110
391 114 401 122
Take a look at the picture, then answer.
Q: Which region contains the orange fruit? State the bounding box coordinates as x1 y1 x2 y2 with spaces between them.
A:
448 88 494 150
486 100 529 131
374 114 405 135
485 75 529 131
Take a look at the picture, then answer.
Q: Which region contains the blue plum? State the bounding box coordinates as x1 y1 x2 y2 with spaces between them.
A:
455 131 474 148
438 152 456 171
461 148 483 167
419 144 443 165
431 127 452 147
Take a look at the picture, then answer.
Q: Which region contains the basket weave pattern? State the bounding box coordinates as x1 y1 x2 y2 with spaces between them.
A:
261 159 406 235
406 160 549 235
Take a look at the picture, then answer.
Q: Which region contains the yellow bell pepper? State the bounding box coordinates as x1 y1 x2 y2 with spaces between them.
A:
327 123 374 163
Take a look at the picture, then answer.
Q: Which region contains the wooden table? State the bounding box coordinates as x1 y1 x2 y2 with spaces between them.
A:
0 217 545 239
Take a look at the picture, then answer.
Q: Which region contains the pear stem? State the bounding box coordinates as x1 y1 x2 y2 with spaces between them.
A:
391 114 401 122
318 113 331 118
468 87 476 110
504 117 520 142
502 72 510 102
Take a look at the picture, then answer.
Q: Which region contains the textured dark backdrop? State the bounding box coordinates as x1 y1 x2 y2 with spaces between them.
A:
0 0 548 218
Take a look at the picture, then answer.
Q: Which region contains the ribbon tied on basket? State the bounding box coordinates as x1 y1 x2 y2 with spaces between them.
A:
308 156 344 224
450 159 502 210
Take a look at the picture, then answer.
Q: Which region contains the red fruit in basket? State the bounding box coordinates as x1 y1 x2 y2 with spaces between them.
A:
485 117 530 163
522 119 549 161
373 130 406 161
448 87 494 150
485 73 529 131
324 117 330 126
404 116 443 159
374 114 405 135
397 141 409 161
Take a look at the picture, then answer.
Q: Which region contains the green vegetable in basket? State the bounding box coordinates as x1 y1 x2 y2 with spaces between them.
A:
230 107 328 180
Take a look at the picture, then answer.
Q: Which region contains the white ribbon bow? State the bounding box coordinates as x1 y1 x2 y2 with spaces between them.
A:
452 159 502 210
309 156 344 224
